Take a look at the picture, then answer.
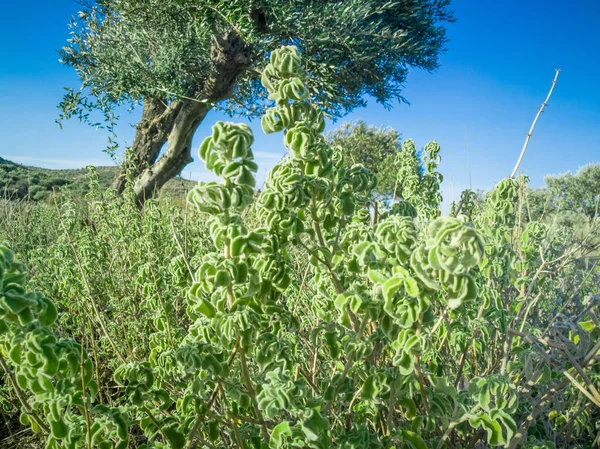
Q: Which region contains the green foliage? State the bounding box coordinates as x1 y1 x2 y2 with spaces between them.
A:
326 121 404 199
1 47 599 449
394 139 443 220
524 164 600 256
0 243 129 449
449 189 484 220
58 0 453 135
540 163 600 219
0 157 195 202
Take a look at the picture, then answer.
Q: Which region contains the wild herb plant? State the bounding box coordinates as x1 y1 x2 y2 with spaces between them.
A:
0 47 599 449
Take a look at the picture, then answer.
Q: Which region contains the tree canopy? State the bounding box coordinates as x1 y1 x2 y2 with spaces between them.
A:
60 0 454 120
57 0 454 204
327 121 404 198
524 164 600 220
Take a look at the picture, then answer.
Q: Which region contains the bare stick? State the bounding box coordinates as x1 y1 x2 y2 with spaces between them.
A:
510 69 561 179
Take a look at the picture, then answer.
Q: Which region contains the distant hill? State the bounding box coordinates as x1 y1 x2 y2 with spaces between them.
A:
0 157 196 201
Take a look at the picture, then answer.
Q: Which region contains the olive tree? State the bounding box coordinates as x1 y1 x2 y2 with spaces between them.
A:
58 0 453 205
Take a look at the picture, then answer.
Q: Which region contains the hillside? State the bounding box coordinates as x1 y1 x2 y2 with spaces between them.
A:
0 156 196 201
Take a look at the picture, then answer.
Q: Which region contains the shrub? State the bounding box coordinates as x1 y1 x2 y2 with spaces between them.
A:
0 47 599 449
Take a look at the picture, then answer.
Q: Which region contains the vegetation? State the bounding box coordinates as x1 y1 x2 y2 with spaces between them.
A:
58 0 453 205
326 121 405 199
1 47 599 449
527 164 600 222
0 157 195 202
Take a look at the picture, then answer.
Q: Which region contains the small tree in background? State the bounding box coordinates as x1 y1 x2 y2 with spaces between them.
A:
327 121 443 220
523 164 600 253
58 0 454 205
522 164 600 223
326 121 404 199
542 163 600 220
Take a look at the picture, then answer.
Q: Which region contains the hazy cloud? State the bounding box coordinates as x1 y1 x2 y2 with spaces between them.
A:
4 155 114 169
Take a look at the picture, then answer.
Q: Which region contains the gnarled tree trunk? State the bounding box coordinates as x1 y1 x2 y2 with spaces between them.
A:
111 30 252 206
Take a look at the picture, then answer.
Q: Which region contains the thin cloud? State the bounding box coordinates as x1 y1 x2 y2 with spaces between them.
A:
4 155 114 169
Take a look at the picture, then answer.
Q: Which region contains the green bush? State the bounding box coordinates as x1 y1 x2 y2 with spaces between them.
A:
0 47 599 449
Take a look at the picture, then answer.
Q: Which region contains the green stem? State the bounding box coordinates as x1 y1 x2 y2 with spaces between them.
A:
239 347 270 442
54 198 126 365
0 354 50 435
435 405 480 449
80 332 93 449
185 341 239 449
324 315 369 412
414 319 429 413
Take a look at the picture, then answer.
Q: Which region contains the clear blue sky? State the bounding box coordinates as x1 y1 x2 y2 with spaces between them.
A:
1 0 599 205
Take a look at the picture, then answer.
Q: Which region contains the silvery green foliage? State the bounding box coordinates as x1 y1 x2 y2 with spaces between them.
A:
181 46 517 448
450 189 482 220
326 121 404 199
2 47 599 449
58 0 453 123
395 139 443 220
0 245 129 449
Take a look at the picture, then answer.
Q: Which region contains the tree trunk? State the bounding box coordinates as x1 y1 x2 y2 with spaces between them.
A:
132 100 208 203
110 98 181 193
111 29 252 206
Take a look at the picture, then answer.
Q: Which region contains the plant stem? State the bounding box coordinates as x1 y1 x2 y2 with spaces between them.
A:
239 347 270 441
171 219 196 282
80 332 93 449
386 368 397 435
414 320 429 412
0 354 50 435
230 416 246 449
435 405 481 449
54 197 126 364
325 315 369 412
185 341 239 449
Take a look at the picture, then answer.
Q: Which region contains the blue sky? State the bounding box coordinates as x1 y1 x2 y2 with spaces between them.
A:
1 0 599 205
